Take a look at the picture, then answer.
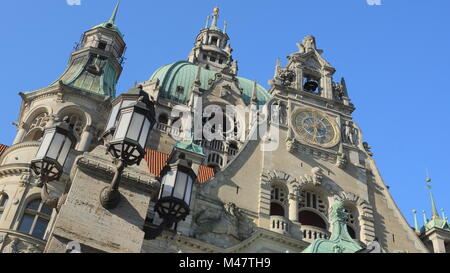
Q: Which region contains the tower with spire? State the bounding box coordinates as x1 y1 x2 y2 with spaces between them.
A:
187 8 235 73
0 4 442 254
412 174 450 253
0 3 127 253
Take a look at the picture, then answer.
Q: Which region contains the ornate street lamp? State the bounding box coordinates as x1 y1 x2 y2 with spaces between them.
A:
146 153 198 239
100 86 156 209
102 91 141 139
30 119 76 209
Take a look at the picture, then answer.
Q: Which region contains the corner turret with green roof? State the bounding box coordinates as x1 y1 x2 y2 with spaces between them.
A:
27 2 126 98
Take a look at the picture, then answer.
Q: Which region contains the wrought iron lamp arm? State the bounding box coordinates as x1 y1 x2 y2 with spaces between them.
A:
100 159 125 209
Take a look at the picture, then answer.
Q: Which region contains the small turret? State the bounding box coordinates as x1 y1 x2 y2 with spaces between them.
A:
48 1 126 97
188 8 234 73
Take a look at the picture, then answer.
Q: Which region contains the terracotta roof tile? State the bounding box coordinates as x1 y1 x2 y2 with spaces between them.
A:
0 144 8 157
144 149 214 183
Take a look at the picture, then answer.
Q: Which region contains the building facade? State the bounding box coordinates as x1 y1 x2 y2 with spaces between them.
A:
0 4 447 253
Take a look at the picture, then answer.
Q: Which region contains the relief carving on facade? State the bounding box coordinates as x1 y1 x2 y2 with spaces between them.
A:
278 69 296 87
1 236 42 253
192 202 255 247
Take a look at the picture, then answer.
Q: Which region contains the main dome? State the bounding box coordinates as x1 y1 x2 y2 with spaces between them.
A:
149 61 271 105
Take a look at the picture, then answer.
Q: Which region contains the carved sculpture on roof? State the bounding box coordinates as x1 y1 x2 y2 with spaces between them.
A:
342 121 359 146
278 69 296 87
363 142 373 157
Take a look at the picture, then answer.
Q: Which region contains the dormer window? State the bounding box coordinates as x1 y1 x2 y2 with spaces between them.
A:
211 37 218 46
210 56 216 62
176 86 184 93
219 59 224 65
98 41 107 50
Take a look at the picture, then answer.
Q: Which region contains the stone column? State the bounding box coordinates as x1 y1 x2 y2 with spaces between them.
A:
288 193 299 222
295 67 303 91
77 126 95 152
430 233 446 253
13 125 27 145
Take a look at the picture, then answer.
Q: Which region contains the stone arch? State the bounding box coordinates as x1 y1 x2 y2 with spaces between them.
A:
22 106 52 142
57 106 90 138
23 106 52 127
334 191 375 244
334 191 373 219
261 169 299 195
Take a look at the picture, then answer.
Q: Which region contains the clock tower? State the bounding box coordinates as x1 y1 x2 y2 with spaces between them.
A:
242 35 428 252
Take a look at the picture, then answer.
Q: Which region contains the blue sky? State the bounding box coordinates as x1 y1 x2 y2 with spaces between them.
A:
1 0 449 228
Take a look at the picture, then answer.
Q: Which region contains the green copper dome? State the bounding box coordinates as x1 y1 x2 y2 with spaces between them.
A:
149 61 271 105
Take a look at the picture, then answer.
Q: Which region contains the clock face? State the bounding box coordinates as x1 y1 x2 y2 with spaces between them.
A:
291 109 339 148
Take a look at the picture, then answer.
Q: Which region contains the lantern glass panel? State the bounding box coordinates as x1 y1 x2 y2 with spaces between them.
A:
122 99 136 108
35 130 54 159
126 112 145 141
138 119 151 147
57 138 72 165
105 103 121 131
114 111 133 140
160 170 176 199
47 133 64 160
184 177 193 206
174 172 188 200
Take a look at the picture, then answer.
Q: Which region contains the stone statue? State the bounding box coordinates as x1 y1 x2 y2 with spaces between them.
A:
279 102 287 125
363 142 373 156
271 102 280 124
302 35 317 52
278 69 296 87
342 121 359 145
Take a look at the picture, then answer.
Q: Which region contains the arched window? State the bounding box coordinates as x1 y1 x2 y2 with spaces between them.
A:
158 113 169 125
270 184 288 217
270 203 285 217
17 199 52 240
344 206 359 240
0 193 9 221
23 112 49 142
298 210 327 229
63 114 85 138
299 189 327 215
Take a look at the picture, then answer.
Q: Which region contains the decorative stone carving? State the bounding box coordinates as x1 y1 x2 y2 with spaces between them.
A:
278 69 296 87
311 167 324 185
332 82 345 101
286 138 298 153
342 121 359 146
363 142 373 156
193 203 254 247
336 154 347 169
297 167 324 188
2 238 19 253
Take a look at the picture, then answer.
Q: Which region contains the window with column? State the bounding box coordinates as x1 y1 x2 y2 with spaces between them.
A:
344 205 359 240
298 189 328 229
17 199 52 240
270 184 288 217
0 193 9 221
23 112 50 142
